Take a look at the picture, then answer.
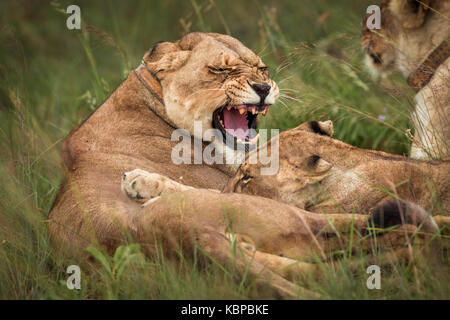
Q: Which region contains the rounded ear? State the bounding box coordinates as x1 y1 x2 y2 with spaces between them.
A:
389 0 431 29
143 41 191 74
314 158 333 174
295 120 334 137
307 155 333 175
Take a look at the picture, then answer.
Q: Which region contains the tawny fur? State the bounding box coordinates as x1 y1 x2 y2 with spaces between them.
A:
362 0 450 159
227 120 450 215
48 33 317 298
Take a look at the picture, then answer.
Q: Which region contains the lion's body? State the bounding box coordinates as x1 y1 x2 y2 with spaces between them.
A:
229 121 450 215
411 57 450 159
49 70 234 255
48 33 320 298
362 0 450 159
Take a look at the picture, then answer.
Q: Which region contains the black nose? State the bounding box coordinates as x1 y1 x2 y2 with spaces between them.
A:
251 83 271 104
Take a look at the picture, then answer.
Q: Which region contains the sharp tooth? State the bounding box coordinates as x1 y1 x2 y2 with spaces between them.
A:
227 105 232 110
262 108 268 116
239 108 246 115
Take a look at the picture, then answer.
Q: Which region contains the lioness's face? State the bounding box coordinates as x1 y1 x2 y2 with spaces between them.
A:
362 1 399 78
362 0 438 78
144 33 278 148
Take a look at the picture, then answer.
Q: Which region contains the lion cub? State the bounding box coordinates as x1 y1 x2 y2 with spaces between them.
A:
123 120 448 219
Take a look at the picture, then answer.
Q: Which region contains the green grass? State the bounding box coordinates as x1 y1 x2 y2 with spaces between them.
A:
0 0 448 299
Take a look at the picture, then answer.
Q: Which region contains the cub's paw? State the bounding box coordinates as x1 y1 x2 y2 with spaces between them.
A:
121 169 164 205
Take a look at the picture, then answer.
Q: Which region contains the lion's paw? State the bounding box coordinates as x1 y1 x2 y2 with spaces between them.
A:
121 169 164 205
121 169 194 207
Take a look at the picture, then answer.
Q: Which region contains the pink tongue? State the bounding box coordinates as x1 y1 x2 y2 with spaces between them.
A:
223 108 248 139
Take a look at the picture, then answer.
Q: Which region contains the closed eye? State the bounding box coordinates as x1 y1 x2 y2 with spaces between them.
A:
208 65 232 73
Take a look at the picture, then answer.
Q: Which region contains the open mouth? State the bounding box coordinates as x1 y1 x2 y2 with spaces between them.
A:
212 104 271 148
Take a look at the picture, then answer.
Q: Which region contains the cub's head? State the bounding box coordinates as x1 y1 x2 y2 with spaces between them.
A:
362 0 449 78
143 32 278 149
224 120 334 209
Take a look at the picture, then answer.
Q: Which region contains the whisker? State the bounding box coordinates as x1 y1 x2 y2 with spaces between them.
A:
279 88 299 93
277 99 291 110
279 94 302 103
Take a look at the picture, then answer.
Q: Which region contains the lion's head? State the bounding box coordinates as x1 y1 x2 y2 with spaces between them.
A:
142 32 278 149
224 120 335 209
362 0 450 79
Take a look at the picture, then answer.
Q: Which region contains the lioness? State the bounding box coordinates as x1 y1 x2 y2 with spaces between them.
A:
50 32 279 254
362 0 450 159
49 32 351 298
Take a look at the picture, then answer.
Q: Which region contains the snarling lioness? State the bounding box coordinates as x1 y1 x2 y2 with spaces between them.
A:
362 0 450 159
50 32 442 299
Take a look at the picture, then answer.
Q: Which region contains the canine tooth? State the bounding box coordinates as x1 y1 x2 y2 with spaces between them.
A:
239 108 246 115
262 108 268 116
227 106 232 110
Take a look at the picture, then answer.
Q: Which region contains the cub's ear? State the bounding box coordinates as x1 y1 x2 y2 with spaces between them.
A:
295 120 334 137
389 0 431 29
308 155 333 174
143 41 191 74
